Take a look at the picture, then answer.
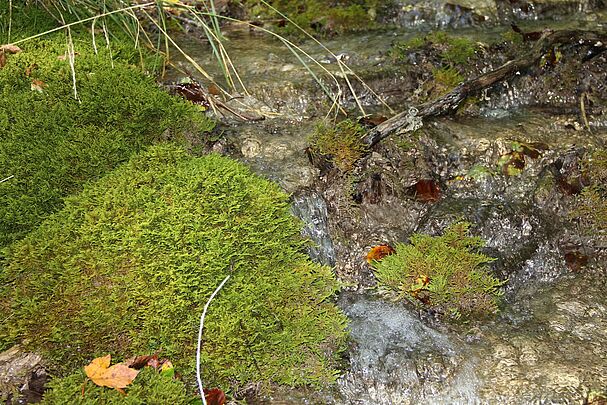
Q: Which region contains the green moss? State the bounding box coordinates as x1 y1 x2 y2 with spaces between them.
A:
245 0 383 36
0 11 214 248
308 120 367 171
370 222 505 320
41 368 191 404
571 149 607 235
432 66 463 92
0 144 347 390
391 31 478 67
500 30 524 45
430 32 477 66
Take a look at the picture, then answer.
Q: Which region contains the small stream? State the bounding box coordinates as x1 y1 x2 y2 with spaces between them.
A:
168 19 607 403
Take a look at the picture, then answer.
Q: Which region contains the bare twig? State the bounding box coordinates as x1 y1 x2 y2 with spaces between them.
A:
66 26 80 102
0 175 14 184
196 275 231 405
580 92 592 132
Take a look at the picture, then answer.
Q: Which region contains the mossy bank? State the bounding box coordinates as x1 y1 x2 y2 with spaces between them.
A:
0 7 213 249
1 7 347 400
0 144 347 394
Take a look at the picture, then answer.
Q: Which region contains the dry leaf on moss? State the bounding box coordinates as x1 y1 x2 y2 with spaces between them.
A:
84 354 139 389
204 388 226 405
30 79 46 92
366 244 395 263
0 44 22 54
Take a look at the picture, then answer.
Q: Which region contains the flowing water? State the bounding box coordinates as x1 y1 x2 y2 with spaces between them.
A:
167 19 607 403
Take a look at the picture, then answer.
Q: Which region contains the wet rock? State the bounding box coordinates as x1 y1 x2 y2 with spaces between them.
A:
240 137 262 158
386 0 494 28
221 120 320 193
0 346 47 404
336 293 480 405
476 270 607 403
382 0 605 28
291 191 336 266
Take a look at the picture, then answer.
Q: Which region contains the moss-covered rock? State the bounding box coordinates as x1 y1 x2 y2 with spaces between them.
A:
370 222 505 320
41 368 191 405
245 0 385 36
571 149 607 237
0 144 347 390
0 9 213 248
308 120 367 172
391 31 479 67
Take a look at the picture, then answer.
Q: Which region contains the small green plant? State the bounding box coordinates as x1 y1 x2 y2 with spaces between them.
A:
309 120 367 171
391 31 478 66
571 149 607 235
0 144 347 390
432 66 464 93
370 222 505 320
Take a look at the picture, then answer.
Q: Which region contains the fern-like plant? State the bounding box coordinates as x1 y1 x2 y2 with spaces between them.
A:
370 222 505 320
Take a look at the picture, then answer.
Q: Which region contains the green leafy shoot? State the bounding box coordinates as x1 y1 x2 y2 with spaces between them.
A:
370 222 505 321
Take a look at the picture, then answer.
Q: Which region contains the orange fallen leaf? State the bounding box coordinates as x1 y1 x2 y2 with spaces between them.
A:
366 244 395 263
84 354 139 389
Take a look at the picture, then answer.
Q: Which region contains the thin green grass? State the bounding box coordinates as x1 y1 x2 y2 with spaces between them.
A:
7 0 388 118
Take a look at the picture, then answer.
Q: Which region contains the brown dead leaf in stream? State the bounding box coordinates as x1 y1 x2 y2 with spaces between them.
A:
84 354 139 390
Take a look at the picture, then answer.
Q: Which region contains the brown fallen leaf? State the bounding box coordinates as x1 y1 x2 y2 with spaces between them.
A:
30 79 46 92
204 388 226 405
124 354 158 370
58 51 80 61
84 354 139 389
0 44 22 54
0 44 21 70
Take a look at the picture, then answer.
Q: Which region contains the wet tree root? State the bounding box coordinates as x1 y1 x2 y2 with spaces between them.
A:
362 29 607 148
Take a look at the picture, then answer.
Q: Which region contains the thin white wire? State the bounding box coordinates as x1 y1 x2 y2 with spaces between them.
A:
196 275 231 405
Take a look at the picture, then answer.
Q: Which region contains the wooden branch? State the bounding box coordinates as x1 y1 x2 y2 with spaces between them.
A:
362 29 607 148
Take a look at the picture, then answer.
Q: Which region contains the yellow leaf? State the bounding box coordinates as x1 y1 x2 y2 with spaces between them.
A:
84 354 139 389
160 360 173 372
